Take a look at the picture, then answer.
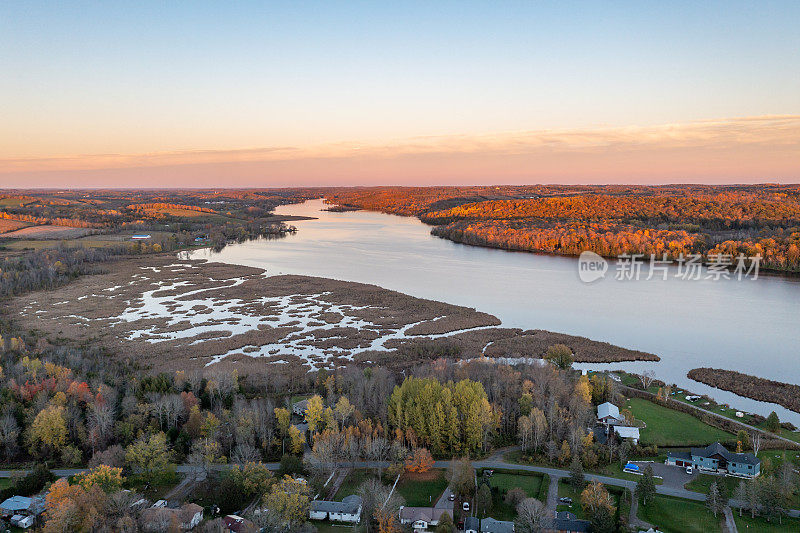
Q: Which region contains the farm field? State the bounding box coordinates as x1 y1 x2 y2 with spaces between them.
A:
0 219 31 233
625 397 735 447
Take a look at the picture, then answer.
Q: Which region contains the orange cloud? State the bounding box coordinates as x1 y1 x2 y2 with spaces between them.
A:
1 115 798 186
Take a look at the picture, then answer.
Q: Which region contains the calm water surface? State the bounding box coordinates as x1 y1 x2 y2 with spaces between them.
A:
191 199 800 424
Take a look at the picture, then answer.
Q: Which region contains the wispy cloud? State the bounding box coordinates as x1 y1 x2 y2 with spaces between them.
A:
1 115 798 186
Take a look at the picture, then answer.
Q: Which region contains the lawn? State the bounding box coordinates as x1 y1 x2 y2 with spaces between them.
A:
0 478 14 490
733 513 800 532
637 494 722 533
476 471 547 522
395 469 448 507
334 469 376 499
488 472 544 498
685 473 741 495
310 521 357 532
555 480 623 520
625 397 735 446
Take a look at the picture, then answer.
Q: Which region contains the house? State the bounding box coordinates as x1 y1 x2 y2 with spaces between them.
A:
399 506 451 529
131 234 152 240
140 503 204 531
612 425 640 444
222 514 256 532
666 442 760 477
292 399 308 417
0 495 45 519
11 514 35 529
544 511 591 533
597 402 625 426
1 496 35 516
465 516 480 533
309 495 362 523
481 516 515 533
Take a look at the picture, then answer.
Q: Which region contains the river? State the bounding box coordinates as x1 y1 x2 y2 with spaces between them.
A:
189 199 800 424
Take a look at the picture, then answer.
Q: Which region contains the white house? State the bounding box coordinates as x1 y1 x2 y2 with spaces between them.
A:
309 495 362 523
11 514 35 529
612 425 640 444
399 506 451 529
597 402 624 426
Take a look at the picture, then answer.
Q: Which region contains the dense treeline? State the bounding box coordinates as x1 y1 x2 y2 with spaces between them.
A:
126 203 217 214
0 211 103 229
688 368 800 415
327 185 800 272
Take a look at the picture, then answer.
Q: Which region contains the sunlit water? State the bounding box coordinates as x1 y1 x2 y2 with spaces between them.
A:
190 199 800 424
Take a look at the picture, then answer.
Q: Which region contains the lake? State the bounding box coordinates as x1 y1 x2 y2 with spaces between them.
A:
190 199 800 424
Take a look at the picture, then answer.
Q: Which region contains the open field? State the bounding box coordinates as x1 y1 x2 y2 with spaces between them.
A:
1 225 97 239
0 219 31 233
637 494 722 533
9 256 658 374
395 469 447 507
625 397 735 447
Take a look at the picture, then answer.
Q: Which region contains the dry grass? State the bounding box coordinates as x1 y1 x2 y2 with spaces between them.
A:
1 225 97 239
9 256 659 375
0 219 32 233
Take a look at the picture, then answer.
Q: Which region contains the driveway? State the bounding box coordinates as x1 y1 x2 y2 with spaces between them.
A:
631 461 697 490
435 486 456 510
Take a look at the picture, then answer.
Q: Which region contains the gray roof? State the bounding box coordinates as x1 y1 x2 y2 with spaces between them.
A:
311 495 362 514
667 450 692 462
551 511 590 532
481 517 515 533
0 496 32 512
691 442 760 466
465 516 480 529
597 402 620 420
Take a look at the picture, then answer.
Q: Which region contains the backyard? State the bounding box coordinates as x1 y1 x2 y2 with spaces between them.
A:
395 468 448 507
476 470 547 521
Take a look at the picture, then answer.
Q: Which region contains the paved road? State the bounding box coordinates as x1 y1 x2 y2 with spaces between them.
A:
4 456 799 519
723 505 738 533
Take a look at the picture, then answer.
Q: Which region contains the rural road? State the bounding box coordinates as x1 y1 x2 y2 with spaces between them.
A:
3 456 799 519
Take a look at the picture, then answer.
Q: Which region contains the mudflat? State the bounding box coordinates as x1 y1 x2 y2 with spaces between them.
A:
10 256 658 375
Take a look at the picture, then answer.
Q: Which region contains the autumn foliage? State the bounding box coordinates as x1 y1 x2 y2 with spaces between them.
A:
405 447 435 473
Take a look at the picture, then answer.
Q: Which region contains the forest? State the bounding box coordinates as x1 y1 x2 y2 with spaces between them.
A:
326 185 800 272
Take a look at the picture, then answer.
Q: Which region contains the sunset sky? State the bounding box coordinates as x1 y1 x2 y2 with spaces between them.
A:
2 1 799 187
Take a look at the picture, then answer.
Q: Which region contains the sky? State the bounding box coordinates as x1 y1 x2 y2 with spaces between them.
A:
1 1 799 187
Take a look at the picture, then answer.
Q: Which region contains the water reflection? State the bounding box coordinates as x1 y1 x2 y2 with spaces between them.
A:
190 199 800 424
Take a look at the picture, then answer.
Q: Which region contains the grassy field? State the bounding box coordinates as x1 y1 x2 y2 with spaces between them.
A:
0 477 14 490
334 469 376 499
476 471 547 521
733 513 800 532
396 469 448 507
637 494 722 533
310 523 358 533
684 473 743 498
625 397 735 446
613 371 800 443
555 480 623 520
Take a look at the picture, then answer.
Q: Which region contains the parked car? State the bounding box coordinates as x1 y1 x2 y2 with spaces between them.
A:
449 493 455 501
559 497 573 504
462 501 470 512
686 466 693 474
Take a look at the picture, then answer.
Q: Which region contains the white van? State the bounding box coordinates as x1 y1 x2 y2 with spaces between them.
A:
686 466 693 474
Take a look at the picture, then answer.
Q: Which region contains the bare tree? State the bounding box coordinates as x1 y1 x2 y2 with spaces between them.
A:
639 370 656 390
516 498 548 533
0 412 20 460
751 432 762 456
